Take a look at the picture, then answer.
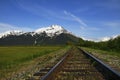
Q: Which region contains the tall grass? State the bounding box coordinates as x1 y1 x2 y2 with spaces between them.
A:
0 46 61 70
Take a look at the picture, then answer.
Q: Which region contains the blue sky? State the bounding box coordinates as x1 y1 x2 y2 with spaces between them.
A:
0 0 120 41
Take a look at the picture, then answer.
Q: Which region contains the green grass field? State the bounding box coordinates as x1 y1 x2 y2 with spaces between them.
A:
0 46 62 70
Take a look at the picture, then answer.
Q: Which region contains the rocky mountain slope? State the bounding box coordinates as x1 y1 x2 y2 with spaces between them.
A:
0 25 79 45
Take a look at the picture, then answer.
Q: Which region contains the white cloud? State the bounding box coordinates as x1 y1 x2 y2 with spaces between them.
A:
0 23 33 33
104 21 120 28
64 10 87 28
100 35 119 42
100 37 111 41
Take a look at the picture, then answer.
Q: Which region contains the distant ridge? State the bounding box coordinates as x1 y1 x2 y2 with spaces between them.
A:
0 25 79 45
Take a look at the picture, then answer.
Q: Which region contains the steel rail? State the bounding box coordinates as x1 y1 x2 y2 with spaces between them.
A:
41 49 71 80
40 47 120 80
79 48 120 80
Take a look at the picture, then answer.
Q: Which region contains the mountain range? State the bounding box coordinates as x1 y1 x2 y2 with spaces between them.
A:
0 24 119 46
0 25 79 46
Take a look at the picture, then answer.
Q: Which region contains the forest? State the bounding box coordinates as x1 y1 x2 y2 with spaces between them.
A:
78 36 120 52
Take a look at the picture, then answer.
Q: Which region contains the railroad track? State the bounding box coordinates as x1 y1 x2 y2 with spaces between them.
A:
32 47 120 80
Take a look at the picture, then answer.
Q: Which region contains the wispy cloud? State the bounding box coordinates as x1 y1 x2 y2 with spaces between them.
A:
15 0 88 30
64 10 87 28
16 1 89 29
74 7 90 13
0 23 33 33
62 10 102 41
16 0 62 19
104 21 120 28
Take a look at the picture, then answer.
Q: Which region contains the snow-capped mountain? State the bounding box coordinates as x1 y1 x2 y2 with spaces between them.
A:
0 25 70 38
0 30 24 38
0 25 79 45
35 25 69 37
100 35 119 42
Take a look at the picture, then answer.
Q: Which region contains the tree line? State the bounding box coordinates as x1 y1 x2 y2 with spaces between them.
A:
78 36 120 52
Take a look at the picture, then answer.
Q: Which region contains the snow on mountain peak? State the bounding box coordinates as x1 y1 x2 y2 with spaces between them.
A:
0 25 71 38
35 25 69 37
0 30 24 38
100 35 119 42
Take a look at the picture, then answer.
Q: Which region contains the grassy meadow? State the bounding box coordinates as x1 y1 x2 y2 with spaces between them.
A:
0 46 62 77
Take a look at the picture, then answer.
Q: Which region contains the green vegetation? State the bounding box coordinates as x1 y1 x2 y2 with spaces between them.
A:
78 36 120 52
81 47 120 70
78 36 120 69
0 46 62 70
82 47 120 57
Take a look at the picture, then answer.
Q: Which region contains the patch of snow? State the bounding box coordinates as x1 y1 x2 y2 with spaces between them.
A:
81 35 120 42
0 30 24 38
80 36 99 42
0 25 74 38
100 35 119 42
35 25 70 37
